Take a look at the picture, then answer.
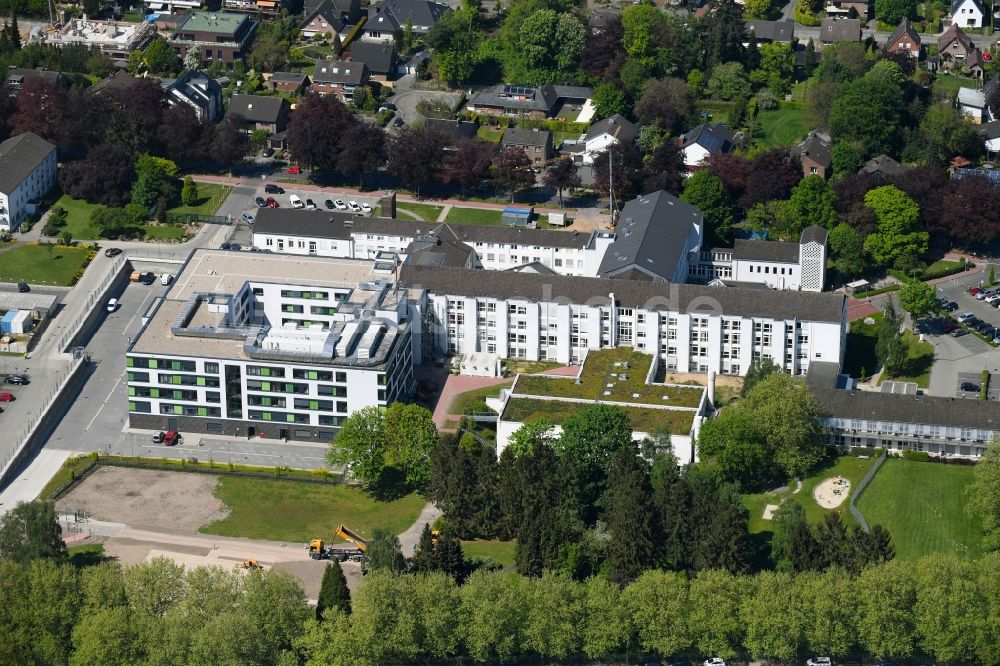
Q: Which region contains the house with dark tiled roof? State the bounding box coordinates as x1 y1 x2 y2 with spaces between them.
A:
501 127 553 165
0 132 57 232
793 130 833 179
678 124 734 168
301 0 361 38
819 18 861 45
4 68 68 97
468 84 593 119
360 0 449 43
313 60 370 101
745 19 795 44
87 70 144 97
161 70 222 122
938 24 977 67
423 118 477 142
227 94 290 133
885 19 920 59
267 71 310 95
345 41 397 83
862 155 907 178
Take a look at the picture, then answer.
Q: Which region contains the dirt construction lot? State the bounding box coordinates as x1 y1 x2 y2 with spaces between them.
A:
55 467 351 598
57 467 229 533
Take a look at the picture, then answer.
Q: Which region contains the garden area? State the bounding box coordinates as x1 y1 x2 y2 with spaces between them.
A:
743 454 880 533
502 397 696 434
445 207 504 226
460 539 517 568
754 102 808 148
0 243 94 286
395 202 444 221
856 458 983 560
842 313 934 386
199 476 427 543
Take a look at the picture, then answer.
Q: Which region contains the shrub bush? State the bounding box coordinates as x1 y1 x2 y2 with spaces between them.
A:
902 450 931 462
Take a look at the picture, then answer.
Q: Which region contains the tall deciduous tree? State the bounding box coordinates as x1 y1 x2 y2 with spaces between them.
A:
969 436 1000 551
442 138 495 197
786 174 838 230
876 301 907 376
557 404 633 519
864 185 929 270
336 122 386 188
0 500 66 563
491 147 534 203
682 170 733 243
855 558 916 659
143 38 180 75
388 126 449 196
939 175 1000 245
770 499 807 571
542 157 581 206
828 222 866 280
642 139 685 195
898 279 938 319
365 529 406 574
635 76 693 131
286 94 356 172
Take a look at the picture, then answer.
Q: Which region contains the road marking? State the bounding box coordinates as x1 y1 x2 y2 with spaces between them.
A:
85 372 124 431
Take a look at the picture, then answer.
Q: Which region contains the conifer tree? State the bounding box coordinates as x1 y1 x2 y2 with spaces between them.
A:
604 445 655 585
315 561 350 619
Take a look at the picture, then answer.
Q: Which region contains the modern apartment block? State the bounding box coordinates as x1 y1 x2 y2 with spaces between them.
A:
0 132 57 232
126 250 415 441
398 264 846 376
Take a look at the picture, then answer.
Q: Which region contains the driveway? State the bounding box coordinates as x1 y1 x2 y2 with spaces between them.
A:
387 88 463 126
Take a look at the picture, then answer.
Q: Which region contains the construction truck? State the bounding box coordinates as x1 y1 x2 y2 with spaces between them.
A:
309 537 362 562
240 559 263 570
336 524 368 553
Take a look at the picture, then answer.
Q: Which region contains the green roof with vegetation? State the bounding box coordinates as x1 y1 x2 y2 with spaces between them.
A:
512 347 704 408
503 398 695 434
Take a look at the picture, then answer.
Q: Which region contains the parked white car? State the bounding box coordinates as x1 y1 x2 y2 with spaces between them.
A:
348 200 361 213
807 658 832 666
360 202 373 213
160 274 172 286
957 312 975 322
289 194 304 209
106 298 119 312
334 200 348 210
703 659 726 666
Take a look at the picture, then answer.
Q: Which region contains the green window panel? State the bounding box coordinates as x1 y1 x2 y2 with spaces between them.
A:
197 377 206 386
198 407 208 416
310 401 319 410
172 376 181 384
261 368 271 376
261 382 270 391
173 405 183 415
148 359 157 368
172 390 182 399
127 357 135 367
308 371 318 380
171 361 181 370
263 412 272 421
128 387 135 396
286 414 295 422
129 401 137 411
150 388 160 398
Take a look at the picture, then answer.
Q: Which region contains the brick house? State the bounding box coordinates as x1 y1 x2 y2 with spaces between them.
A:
500 127 553 165
885 19 920 60
793 131 833 179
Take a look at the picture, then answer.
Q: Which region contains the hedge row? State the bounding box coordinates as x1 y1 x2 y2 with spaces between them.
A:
853 285 900 298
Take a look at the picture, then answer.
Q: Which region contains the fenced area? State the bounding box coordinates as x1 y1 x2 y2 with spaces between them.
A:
849 451 888 533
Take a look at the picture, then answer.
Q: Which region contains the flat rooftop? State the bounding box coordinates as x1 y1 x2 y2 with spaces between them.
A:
511 347 705 409
133 250 401 361
166 250 383 302
178 11 249 34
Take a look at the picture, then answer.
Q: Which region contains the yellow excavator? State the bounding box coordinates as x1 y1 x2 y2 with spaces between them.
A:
239 559 263 570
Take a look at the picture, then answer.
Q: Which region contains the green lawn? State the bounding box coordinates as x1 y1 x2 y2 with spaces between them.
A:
932 73 973 99
857 459 983 560
503 397 696 434
477 126 503 143
448 381 513 415
461 539 517 568
165 183 231 216
744 455 880 533
142 224 188 241
0 243 93 286
67 543 108 567
53 194 103 239
199 477 427 543
755 102 808 148
446 207 504 226
395 202 444 221
880 330 934 388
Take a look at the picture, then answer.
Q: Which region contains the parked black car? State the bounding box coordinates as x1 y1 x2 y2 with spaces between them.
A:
104 247 123 258
264 183 284 194
17 282 29 292
3 375 29 385
255 196 267 207
139 272 156 285
961 382 980 392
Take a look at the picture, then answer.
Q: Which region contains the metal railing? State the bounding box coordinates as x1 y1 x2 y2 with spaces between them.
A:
849 451 888 533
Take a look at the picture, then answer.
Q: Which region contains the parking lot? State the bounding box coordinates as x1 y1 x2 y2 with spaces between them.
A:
936 281 1000 333
955 371 1000 399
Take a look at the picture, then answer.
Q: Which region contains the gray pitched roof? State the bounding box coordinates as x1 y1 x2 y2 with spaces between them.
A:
794 130 833 168
5 68 67 88
270 71 310 83
979 120 1000 140
406 237 474 268
228 94 287 123
820 18 861 43
252 208 591 248
423 118 477 140
887 18 920 48
746 19 795 42
398 264 847 322
800 225 829 245
0 132 56 194
469 84 593 115
862 154 907 177
732 239 800 263
88 70 142 96
584 114 638 143
813 386 1000 430
365 0 448 33
314 60 369 85
952 0 984 15
301 0 348 32
598 191 703 281
346 41 396 74
938 23 974 52
680 124 734 153
501 127 551 148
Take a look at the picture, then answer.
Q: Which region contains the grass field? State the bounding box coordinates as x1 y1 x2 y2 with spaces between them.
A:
199 477 426 543
744 455 880 533
0 243 93 286
165 183 231 217
53 194 103 239
880 330 934 387
67 543 107 567
396 202 444 221
843 314 881 380
857 459 983 560
932 73 973 99
755 102 808 148
461 539 516 568
142 224 187 241
446 207 504 226
477 126 503 143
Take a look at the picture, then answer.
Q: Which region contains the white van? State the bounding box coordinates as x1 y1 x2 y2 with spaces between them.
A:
289 194 304 209
160 274 172 286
